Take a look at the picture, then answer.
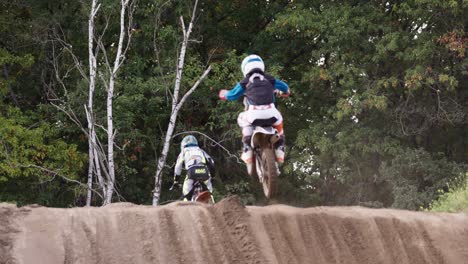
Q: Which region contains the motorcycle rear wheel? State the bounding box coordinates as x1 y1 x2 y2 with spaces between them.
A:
194 191 214 204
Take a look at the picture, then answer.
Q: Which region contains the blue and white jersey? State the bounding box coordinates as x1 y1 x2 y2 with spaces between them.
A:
225 70 289 105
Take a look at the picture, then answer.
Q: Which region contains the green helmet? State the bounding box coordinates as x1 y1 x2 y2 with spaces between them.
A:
181 135 198 151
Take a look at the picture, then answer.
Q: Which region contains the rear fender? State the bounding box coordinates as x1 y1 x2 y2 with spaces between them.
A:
251 126 280 148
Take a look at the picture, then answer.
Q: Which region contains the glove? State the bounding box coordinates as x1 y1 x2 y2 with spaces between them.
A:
218 89 228 100
169 181 180 191
277 90 291 98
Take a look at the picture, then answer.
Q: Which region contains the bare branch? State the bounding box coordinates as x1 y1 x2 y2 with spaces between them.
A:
117 0 137 70
180 16 186 36
93 3 101 17
175 65 212 111
50 102 88 136
98 38 113 77
189 0 199 29
172 130 242 164
16 164 104 200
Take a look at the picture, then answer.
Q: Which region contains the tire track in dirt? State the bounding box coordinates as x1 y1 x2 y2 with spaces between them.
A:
0 203 21 264
247 206 468 264
2 198 468 264
207 196 266 264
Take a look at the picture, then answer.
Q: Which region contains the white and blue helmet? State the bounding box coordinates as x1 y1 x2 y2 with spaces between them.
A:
181 135 198 151
241 54 265 77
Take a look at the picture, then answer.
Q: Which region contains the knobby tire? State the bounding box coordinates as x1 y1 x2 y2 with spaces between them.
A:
261 148 277 199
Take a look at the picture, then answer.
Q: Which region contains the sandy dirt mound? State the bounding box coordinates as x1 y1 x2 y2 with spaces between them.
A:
1 196 467 264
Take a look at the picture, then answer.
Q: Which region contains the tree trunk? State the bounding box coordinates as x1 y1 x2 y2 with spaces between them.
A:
152 0 201 206
103 0 131 205
152 64 211 205
86 0 99 206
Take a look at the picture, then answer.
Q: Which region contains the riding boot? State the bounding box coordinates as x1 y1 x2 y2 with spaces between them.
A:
241 136 254 175
274 135 285 163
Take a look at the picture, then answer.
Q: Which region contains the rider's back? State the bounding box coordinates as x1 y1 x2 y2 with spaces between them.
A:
240 69 276 106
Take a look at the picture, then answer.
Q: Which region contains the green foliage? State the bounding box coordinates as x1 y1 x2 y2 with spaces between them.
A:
429 176 468 213
380 148 465 210
0 48 34 92
0 107 86 206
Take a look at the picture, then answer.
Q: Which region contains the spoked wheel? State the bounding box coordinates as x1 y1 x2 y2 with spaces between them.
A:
258 148 278 199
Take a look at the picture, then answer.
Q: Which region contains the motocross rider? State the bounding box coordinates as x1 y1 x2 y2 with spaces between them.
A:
170 135 215 200
218 54 290 175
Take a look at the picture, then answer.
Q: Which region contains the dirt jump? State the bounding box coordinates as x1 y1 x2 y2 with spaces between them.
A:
1 196 468 264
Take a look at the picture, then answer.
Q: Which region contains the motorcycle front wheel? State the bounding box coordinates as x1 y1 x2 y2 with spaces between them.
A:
259 148 278 199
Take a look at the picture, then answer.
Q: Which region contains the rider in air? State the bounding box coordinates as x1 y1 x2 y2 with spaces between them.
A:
170 135 215 201
218 54 290 175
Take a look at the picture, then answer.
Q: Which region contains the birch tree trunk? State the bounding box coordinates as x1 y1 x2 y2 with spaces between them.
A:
93 136 106 195
152 65 211 205
152 0 213 206
51 0 134 206
103 0 131 205
86 0 100 206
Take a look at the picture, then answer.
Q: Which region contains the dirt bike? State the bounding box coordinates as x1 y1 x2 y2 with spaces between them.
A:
170 164 215 204
218 88 288 199
248 122 281 199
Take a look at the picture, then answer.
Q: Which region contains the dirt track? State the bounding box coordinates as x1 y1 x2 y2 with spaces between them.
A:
1 196 468 264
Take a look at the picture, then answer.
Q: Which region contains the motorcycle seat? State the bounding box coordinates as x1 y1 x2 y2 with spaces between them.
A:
252 117 278 127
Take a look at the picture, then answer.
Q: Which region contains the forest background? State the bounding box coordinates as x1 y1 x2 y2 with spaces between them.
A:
1 0 467 211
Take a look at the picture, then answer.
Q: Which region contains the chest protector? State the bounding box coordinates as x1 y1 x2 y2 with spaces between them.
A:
243 73 276 106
